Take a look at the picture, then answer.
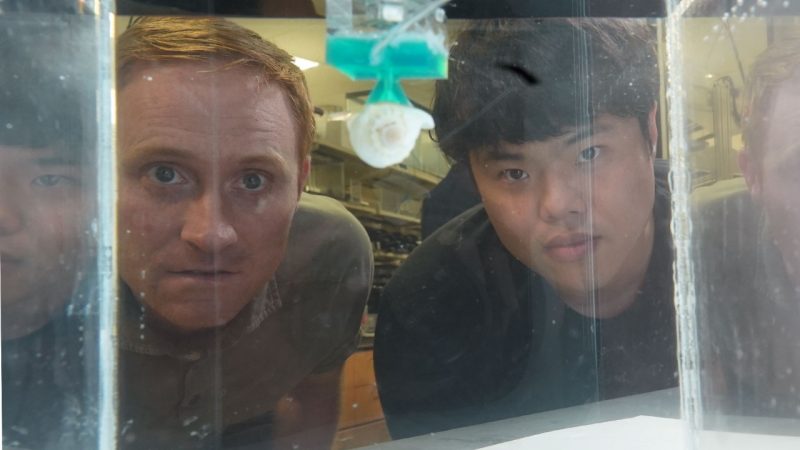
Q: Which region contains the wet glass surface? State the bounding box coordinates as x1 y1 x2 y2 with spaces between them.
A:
3 1 800 449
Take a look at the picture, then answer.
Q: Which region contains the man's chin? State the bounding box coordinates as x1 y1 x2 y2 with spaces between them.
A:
142 296 249 334
145 310 234 335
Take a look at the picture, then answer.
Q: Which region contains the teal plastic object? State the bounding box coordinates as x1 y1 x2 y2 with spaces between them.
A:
368 74 410 105
325 0 449 106
326 0 447 168
326 34 448 82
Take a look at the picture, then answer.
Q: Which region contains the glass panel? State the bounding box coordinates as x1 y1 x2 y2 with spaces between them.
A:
372 15 680 447
1 6 116 450
672 0 800 446
11 1 800 448
113 15 376 450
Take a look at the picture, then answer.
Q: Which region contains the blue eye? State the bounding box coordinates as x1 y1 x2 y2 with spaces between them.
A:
148 165 185 185
500 168 529 182
577 146 600 163
239 173 267 191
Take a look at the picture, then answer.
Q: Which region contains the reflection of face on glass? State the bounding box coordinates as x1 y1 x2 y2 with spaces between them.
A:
0 81 92 340
470 113 656 318
742 71 800 290
0 148 88 338
117 62 308 333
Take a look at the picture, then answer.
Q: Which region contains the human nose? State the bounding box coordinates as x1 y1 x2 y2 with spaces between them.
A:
537 171 587 226
180 191 238 253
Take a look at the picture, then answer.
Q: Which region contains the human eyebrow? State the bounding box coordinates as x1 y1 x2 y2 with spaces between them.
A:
120 146 197 167
34 155 80 166
563 123 614 147
237 151 291 174
482 150 526 162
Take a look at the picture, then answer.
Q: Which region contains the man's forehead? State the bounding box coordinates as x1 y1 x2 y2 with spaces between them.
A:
475 121 619 161
121 59 261 88
120 62 286 117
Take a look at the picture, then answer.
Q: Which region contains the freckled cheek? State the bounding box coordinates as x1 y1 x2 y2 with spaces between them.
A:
766 204 800 249
252 196 272 214
118 195 180 255
762 180 800 228
243 210 293 245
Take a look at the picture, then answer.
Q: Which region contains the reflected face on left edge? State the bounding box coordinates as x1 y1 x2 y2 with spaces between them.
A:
0 145 90 339
744 72 800 290
118 62 309 334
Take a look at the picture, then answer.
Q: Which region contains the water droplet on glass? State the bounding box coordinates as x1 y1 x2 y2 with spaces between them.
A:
182 416 199 426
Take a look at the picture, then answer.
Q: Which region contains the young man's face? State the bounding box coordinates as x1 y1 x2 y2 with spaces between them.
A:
742 74 800 290
470 113 656 318
0 144 89 339
118 62 309 334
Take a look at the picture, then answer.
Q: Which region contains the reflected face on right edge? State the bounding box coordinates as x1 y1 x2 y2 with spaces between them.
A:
751 73 800 289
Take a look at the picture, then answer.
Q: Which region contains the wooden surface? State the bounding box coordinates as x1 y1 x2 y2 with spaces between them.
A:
333 350 392 450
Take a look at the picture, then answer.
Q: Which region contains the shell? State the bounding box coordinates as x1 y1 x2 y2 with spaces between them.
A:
347 102 434 168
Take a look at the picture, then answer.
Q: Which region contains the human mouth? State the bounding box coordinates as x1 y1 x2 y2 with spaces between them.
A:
168 269 236 280
543 234 598 262
165 269 239 283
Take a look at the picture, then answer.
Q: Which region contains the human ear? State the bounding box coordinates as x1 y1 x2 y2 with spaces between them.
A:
647 103 659 155
297 155 311 199
738 149 761 202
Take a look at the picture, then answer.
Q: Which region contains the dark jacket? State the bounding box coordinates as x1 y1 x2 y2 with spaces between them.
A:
374 160 675 439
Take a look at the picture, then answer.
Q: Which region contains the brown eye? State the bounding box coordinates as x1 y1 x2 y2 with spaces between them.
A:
577 146 600 163
501 168 529 181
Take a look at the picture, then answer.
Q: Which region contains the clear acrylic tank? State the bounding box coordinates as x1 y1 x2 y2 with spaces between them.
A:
1 3 116 450
3 1 800 449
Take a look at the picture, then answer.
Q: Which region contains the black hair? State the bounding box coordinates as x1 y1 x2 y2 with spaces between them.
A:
432 18 658 162
0 17 94 159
